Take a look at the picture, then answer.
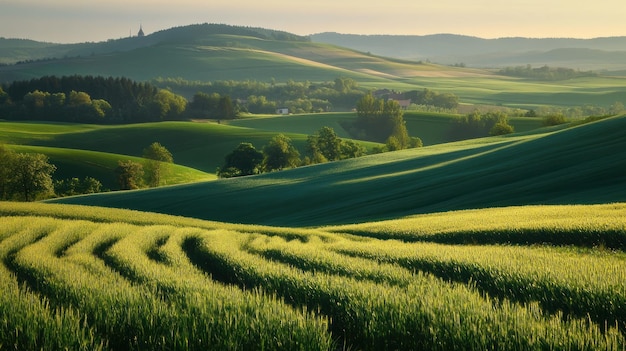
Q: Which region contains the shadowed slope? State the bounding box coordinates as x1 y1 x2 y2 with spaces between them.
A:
48 115 626 226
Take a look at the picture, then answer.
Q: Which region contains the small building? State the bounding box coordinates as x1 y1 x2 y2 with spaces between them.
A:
389 98 412 109
137 25 145 37
276 108 289 115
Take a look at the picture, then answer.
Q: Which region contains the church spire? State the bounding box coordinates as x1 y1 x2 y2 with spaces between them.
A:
137 24 145 37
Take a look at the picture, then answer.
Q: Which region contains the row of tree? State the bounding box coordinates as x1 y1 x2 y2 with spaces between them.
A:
498 65 597 81
217 127 369 178
1 75 465 124
154 77 365 113
449 110 514 141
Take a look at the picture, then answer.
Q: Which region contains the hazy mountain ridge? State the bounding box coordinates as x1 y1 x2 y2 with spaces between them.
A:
310 32 626 70
0 23 309 65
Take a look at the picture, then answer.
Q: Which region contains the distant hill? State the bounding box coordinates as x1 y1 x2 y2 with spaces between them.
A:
310 33 626 71
4 24 626 109
0 23 493 87
0 24 309 65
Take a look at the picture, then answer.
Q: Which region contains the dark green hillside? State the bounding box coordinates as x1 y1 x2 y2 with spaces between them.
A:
49 115 626 226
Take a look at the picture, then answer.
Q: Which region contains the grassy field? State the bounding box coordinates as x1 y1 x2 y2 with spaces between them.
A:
48 114 626 226
0 201 624 350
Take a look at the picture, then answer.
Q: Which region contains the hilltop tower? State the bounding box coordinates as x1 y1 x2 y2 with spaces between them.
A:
137 24 145 37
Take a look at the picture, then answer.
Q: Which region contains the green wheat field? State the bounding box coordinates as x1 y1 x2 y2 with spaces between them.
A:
1 201 625 350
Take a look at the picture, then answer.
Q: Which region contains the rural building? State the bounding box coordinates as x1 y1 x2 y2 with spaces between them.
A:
138 25 145 37
276 108 289 115
389 98 412 109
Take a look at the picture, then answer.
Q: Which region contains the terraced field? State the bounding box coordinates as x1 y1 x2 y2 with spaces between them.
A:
1 202 625 350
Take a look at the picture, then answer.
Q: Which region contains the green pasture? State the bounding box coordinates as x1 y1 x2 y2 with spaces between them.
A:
0 201 625 350
49 115 626 226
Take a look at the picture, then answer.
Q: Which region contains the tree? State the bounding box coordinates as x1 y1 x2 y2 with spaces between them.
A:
54 176 102 197
355 94 411 148
263 134 301 171
142 142 174 187
10 152 56 201
149 89 187 120
0 145 16 199
116 160 144 190
218 143 264 178
340 140 366 159
543 113 567 126
218 95 237 119
306 126 342 162
489 122 515 136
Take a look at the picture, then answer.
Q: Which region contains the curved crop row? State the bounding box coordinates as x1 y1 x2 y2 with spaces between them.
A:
2 203 626 350
330 239 626 330
325 204 626 249
1 217 333 350
184 230 625 350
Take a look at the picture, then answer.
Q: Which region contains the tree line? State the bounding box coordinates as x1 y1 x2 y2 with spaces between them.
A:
0 76 186 123
1 75 462 124
498 65 597 81
217 127 369 178
449 110 514 141
156 77 364 114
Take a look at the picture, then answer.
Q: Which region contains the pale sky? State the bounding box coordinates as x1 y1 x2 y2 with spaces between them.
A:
1 0 625 43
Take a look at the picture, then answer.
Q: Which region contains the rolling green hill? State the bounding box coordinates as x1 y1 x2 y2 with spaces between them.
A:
4 24 626 109
0 121 286 172
48 115 626 226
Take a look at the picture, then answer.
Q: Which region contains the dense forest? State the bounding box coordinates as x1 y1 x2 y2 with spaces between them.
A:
0 76 182 123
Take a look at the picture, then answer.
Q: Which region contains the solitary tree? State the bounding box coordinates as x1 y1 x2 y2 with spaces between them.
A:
116 160 144 190
143 142 173 187
263 134 300 171
10 152 56 201
218 142 264 178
